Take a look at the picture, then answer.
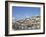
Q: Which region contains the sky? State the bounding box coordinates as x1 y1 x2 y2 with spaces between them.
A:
12 6 40 20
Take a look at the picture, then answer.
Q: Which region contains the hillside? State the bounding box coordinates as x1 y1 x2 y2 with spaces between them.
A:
12 16 40 30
